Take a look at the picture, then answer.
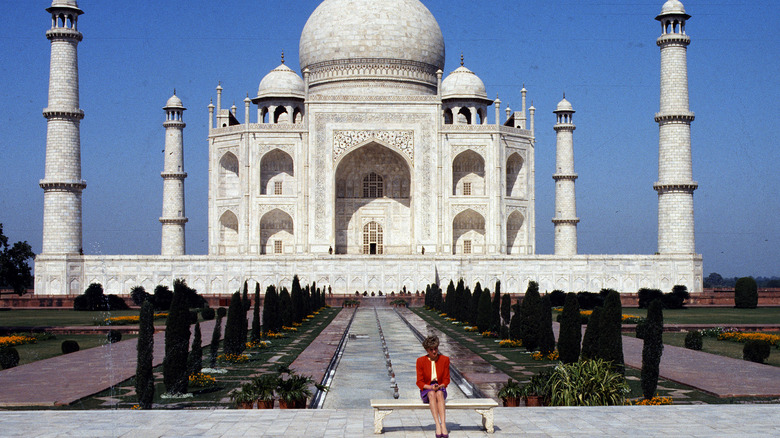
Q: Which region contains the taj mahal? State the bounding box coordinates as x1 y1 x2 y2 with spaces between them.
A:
34 0 703 295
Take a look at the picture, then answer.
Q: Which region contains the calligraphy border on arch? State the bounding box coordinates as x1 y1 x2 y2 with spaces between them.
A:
333 130 414 162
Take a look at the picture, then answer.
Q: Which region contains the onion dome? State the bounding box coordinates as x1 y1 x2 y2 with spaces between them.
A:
164 92 184 109
657 0 690 19
554 96 574 113
256 63 305 100
441 65 489 101
48 0 83 14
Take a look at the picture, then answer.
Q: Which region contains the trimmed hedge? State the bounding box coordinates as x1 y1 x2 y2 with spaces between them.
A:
61 340 80 354
743 340 771 364
0 348 20 369
107 330 122 344
735 277 758 309
684 331 703 350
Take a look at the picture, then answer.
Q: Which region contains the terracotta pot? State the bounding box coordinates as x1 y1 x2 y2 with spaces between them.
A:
237 401 254 409
279 399 307 409
256 399 274 409
502 397 521 407
524 395 543 407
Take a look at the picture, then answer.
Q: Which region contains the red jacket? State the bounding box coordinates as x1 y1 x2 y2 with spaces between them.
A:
416 354 450 390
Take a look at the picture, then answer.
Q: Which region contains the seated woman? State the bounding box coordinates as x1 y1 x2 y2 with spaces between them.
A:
416 335 450 438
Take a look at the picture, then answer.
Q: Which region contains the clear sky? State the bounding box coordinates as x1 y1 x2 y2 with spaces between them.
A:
1 0 777 279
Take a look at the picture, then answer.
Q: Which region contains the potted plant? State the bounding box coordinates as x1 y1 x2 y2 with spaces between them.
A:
252 374 279 409
521 369 553 406
230 382 257 409
277 373 313 409
497 378 523 407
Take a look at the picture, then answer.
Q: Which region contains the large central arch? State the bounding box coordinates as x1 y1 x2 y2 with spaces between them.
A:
334 142 412 255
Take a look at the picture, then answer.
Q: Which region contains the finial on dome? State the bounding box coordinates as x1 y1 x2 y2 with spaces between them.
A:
281 51 285 64
173 88 176 96
460 52 464 67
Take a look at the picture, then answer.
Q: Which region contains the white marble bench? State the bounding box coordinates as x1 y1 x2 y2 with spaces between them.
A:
370 398 499 434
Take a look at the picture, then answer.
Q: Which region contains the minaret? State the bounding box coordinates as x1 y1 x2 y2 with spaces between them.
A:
160 92 188 256
552 95 578 255
40 0 86 255
654 0 697 254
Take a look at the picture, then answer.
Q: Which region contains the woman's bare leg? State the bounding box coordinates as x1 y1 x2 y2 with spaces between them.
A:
428 394 442 435
434 391 448 435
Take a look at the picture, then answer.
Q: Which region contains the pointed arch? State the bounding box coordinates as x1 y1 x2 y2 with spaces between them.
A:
506 152 525 197
274 106 289 123
218 152 239 198
219 210 239 255
506 210 525 255
457 107 472 125
443 108 453 125
260 209 294 254
362 221 383 255
260 148 294 195
452 149 485 196
452 209 485 255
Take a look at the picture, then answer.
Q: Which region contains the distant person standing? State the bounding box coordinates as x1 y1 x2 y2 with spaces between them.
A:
416 335 450 438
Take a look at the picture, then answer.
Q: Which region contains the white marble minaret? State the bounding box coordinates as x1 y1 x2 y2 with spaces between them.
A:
41 0 86 255
552 96 579 255
654 0 697 254
160 92 188 256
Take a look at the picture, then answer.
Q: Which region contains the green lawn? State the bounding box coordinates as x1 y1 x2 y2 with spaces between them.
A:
14 334 137 366
622 307 780 325
412 307 769 404
660 332 780 368
0 309 142 327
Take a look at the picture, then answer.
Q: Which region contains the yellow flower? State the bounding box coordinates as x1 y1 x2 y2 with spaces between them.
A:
499 339 522 348
633 396 672 405
0 335 37 348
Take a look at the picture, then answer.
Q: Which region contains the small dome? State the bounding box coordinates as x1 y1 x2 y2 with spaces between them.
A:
661 0 686 15
441 66 488 100
256 64 305 100
165 93 184 109
555 97 574 113
48 0 83 13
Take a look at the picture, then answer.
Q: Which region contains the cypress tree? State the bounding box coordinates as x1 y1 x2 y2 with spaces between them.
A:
291 275 303 323
598 290 625 374
135 300 155 409
223 291 245 356
251 283 261 342
641 299 664 399
454 279 465 321
445 280 455 316
187 321 203 376
558 292 581 363
580 306 602 360
491 280 502 332
262 285 278 333
509 296 522 341
734 277 758 309
242 281 250 311
163 279 191 395
538 295 556 355
209 312 223 368
470 282 482 325
476 284 493 333
519 281 542 351
279 287 293 327
501 293 511 327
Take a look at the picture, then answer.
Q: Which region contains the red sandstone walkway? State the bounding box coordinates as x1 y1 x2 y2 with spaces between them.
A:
0 319 219 406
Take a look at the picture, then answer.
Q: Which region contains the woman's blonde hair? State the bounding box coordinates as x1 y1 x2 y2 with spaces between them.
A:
422 335 439 350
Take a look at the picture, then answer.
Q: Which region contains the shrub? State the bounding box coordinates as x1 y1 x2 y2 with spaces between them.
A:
500 293 511 327
61 340 80 354
684 331 703 350
635 319 648 340
153 285 173 311
130 286 150 306
548 359 629 406
107 330 122 344
187 321 203 376
637 288 663 309
641 300 664 400
476 284 493 333
734 277 758 309
490 281 502 332
576 291 605 310
136 301 155 409
548 290 566 307
580 306 602 360
252 284 261 342
538 295 556 355
598 290 625 374
209 312 223 368
73 283 129 311
201 307 216 321
518 281 541 351
0 348 20 369
223 291 246 356
163 279 192 395
557 293 581 363
743 340 771 364
500 324 510 340
217 307 227 319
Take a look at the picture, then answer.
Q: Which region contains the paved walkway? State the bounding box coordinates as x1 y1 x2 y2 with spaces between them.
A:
0 405 778 437
0 319 219 406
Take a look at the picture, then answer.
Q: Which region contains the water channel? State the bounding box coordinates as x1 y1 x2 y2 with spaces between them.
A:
322 306 466 408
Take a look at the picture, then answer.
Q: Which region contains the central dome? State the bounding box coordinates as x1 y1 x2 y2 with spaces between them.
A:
299 0 445 95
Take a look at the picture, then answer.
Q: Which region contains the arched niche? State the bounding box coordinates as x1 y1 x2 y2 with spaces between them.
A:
260 149 294 195
452 209 485 255
334 142 412 255
506 152 525 197
457 107 472 124
218 152 240 198
506 210 525 255
260 209 294 254
452 149 485 196
219 210 239 254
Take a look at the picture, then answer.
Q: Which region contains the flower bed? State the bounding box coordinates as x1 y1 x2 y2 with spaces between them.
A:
99 312 168 326
464 326 479 332
217 353 249 364
717 331 780 347
531 350 559 361
189 372 217 388
0 334 38 349
481 331 498 338
246 340 271 349
499 339 523 348
632 396 673 405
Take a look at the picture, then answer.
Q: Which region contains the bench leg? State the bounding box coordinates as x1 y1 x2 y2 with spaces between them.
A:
475 408 494 433
374 409 393 434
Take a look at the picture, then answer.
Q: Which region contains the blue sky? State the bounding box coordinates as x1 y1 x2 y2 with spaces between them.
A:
1 0 777 278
